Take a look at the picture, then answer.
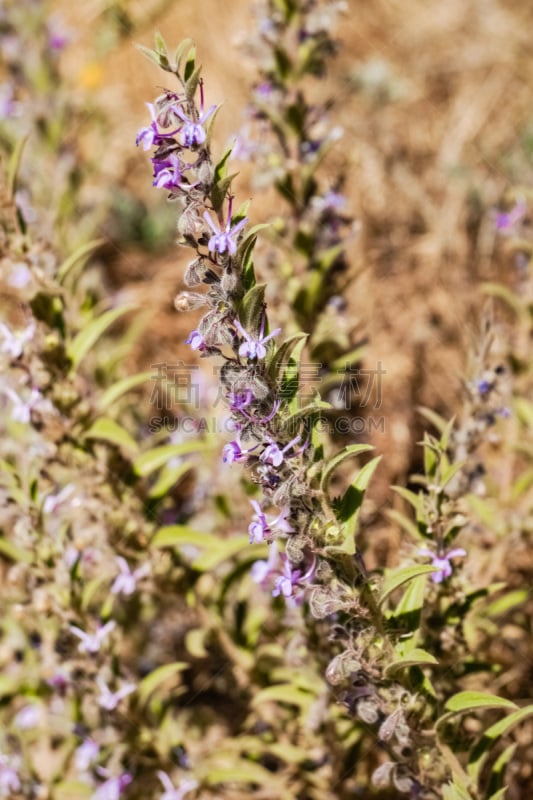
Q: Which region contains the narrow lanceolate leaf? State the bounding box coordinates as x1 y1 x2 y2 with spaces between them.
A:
84 418 138 454
8 135 29 198
98 371 152 411
379 565 439 605
442 781 475 800
138 662 189 704
385 648 438 676
133 442 212 477
57 238 105 283
252 684 314 710
68 304 137 370
150 525 219 550
483 705 533 741
444 691 517 715
320 444 375 494
268 333 308 383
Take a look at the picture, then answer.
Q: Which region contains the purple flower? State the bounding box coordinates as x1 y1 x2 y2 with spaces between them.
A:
157 771 198 800
0 754 20 794
0 321 35 358
92 773 132 800
152 153 186 190
96 676 136 711
418 547 467 583
111 557 150 596
248 502 271 543
136 103 181 151
233 316 281 360
8 263 31 288
171 83 216 147
251 541 279 587
260 435 301 468
185 330 206 351
75 739 100 772
272 554 315 603
227 389 255 412
222 439 258 464
248 501 293 543
204 197 248 256
69 621 116 654
43 483 76 514
495 199 527 233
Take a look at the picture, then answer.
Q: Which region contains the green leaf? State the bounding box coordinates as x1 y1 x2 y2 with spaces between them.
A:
268 333 308 383
388 573 427 624
484 704 533 740
203 761 273 787
386 508 421 540
57 238 105 283
138 662 188 705
174 38 194 70
332 457 382 550
320 444 374 494
84 418 138 454
68 304 137 370
0 537 32 563
8 135 29 198
238 284 266 334
442 781 475 800
150 525 219 550
417 405 450 435
98 371 152 411
133 442 211 477
135 43 164 69
54 781 93 800
252 684 314 710
192 536 249 571
480 282 524 316
385 648 438 676
379 565 439 605
148 462 193 499
445 691 517 715
487 789 508 800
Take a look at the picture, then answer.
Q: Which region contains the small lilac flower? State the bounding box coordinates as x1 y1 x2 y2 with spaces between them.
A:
204 197 248 257
75 739 100 772
43 483 76 514
2 386 53 424
248 501 293 543
248 500 272 543
185 330 206 351
157 771 198 800
260 435 301 468
47 670 69 694
172 84 216 147
14 704 40 730
136 103 181 151
272 554 316 604
69 621 116 654
0 754 20 794
418 547 467 583
152 153 187 190
111 557 150 596
222 439 259 464
96 676 136 711
477 378 492 396
233 316 281 360
227 389 254 412
495 199 527 233
92 773 132 800
0 321 35 359
251 541 279 587
8 262 32 288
